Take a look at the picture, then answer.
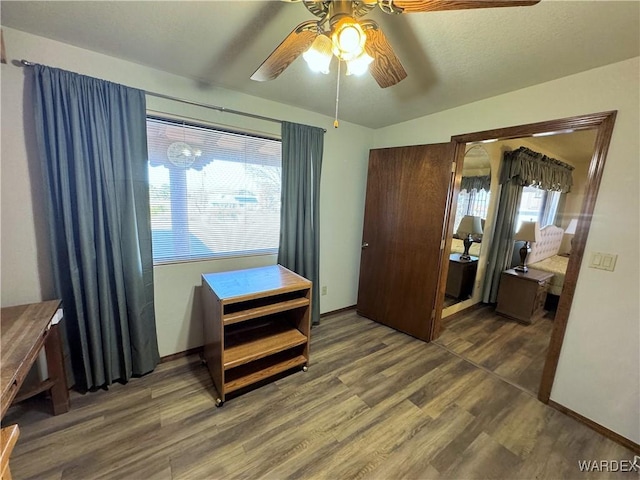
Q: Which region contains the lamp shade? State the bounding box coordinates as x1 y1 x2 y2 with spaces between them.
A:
346 51 374 76
331 17 366 61
457 215 483 236
565 218 578 235
303 34 333 74
514 221 541 243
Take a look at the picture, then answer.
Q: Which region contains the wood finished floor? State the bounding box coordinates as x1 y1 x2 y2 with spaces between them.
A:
4 310 635 480
436 305 554 395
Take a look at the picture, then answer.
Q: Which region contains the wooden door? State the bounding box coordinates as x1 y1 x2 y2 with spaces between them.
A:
357 143 455 341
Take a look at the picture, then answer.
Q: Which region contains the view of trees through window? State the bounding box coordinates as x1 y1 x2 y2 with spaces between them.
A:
147 117 282 263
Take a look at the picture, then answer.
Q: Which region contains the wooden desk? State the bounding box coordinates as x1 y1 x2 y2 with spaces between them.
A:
1 300 70 418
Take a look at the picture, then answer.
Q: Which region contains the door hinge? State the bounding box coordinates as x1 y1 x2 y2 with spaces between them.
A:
440 239 445 250
451 162 457 173
431 309 436 320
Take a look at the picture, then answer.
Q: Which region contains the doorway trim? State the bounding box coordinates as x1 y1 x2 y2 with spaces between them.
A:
430 110 617 404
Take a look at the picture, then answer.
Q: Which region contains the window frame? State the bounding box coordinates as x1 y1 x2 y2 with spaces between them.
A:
516 185 561 229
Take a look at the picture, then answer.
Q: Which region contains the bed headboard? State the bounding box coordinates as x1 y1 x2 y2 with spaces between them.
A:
527 225 564 264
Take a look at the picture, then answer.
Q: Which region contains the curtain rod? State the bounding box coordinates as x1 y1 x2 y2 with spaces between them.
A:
19 59 327 133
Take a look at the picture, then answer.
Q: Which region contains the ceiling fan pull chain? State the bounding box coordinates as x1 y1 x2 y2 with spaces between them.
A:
334 60 341 128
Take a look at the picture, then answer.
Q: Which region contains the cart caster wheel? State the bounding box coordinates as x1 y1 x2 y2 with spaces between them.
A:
215 398 223 407
200 356 207 365
302 365 308 372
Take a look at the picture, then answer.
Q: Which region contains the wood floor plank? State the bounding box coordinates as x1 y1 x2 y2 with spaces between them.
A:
438 431 523 479
489 392 555 459
454 373 521 418
362 404 475 479
290 399 430 479
437 304 554 396
4 309 636 480
493 351 535 380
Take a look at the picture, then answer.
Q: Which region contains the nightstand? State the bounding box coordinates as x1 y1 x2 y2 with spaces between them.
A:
496 268 553 324
446 254 479 300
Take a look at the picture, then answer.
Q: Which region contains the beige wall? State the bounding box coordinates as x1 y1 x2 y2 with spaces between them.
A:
374 57 640 444
0 27 373 356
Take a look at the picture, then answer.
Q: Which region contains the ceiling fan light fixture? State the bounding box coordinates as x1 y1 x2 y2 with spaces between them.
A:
303 33 333 74
346 51 374 76
331 17 366 61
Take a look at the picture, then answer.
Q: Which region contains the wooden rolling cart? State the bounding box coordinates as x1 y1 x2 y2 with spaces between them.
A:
201 265 311 406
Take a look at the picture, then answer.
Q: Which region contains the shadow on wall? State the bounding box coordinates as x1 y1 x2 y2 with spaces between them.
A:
188 284 218 397
187 285 204 356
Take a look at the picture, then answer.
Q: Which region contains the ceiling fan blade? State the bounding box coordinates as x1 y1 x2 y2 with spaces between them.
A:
391 0 540 13
362 22 407 88
251 20 318 82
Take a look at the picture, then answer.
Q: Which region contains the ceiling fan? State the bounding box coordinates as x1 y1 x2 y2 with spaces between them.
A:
251 0 540 88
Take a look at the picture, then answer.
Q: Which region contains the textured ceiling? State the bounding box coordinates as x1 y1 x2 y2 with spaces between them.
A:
2 0 639 129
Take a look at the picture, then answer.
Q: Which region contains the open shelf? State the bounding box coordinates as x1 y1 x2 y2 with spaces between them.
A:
223 297 309 326
224 352 307 393
224 322 307 370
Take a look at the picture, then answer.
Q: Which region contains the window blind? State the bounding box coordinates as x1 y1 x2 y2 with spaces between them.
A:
146 117 282 264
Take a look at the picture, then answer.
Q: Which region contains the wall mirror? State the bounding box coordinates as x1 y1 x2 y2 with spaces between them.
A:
443 145 492 312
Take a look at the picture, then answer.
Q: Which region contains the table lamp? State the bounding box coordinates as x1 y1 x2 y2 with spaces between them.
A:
514 221 541 272
565 218 578 255
456 215 483 260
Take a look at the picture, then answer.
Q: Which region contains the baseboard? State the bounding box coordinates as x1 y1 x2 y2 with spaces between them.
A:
548 400 640 454
160 346 204 363
442 302 487 323
320 305 356 318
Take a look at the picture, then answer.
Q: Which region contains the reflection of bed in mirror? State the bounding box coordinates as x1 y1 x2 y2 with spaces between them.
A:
519 225 569 296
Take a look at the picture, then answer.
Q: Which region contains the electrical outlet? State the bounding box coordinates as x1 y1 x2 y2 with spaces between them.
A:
321 286 327 296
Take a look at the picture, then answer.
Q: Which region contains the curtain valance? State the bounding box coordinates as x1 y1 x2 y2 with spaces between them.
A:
500 146 574 193
461 175 491 192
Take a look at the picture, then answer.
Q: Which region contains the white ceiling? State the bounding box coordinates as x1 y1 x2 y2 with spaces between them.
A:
524 129 597 165
2 0 638 129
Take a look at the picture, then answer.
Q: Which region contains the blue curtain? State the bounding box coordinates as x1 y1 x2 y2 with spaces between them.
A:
483 149 527 303
278 122 324 325
32 65 159 390
482 178 523 303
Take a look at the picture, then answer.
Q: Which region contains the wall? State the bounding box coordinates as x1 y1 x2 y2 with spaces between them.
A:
374 57 640 444
0 27 373 356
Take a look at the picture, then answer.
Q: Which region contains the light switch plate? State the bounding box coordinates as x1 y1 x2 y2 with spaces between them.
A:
589 252 617 272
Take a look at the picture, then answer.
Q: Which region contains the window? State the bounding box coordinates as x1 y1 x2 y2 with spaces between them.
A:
516 186 560 229
147 117 282 264
454 188 491 234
